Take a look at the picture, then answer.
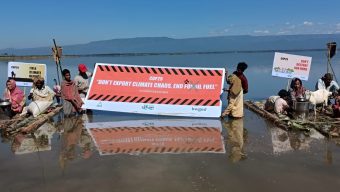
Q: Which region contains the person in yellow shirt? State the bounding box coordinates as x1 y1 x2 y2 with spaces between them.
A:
221 74 243 118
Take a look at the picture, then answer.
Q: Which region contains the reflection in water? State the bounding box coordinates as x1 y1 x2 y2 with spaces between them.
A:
10 122 56 155
86 119 225 155
58 114 94 169
222 118 246 163
270 126 324 155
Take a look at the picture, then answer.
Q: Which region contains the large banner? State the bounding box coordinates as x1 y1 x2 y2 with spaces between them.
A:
84 63 225 117
8 62 47 86
272 52 312 80
86 119 225 155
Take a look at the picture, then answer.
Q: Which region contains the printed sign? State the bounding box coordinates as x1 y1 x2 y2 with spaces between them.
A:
84 63 225 117
86 119 225 155
8 62 47 86
272 52 312 80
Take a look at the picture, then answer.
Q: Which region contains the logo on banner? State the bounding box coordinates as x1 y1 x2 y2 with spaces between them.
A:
192 107 207 112
142 104 155 110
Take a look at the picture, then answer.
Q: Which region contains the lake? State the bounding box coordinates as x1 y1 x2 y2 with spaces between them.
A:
0 51 340 192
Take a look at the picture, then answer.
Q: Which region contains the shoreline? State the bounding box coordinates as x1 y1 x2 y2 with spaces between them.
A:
0 48 330 61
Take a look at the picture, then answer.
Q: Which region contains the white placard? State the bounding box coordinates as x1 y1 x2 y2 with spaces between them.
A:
272 52 312 80
8 62 47 87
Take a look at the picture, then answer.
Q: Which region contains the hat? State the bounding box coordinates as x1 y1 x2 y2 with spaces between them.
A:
78 64 87 73
324 73 333 81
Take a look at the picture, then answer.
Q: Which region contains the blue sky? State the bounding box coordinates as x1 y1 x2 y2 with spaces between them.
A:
1 0 340 49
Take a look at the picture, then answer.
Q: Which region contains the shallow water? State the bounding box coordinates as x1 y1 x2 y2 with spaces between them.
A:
1 52 340 191
0 110 340 192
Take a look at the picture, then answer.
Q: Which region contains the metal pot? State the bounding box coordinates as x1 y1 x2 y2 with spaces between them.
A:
293 101 310 112
0 101 11 107
296 96 307 102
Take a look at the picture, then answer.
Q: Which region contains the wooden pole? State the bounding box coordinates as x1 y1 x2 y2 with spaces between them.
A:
52 39 63 85
53 39 63 72
326 43 338 84
286 78 292 91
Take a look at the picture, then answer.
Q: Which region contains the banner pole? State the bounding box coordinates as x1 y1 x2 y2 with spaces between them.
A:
326 44 338 84
53 39 63 73
52 39 62 85
327 49 329 73
286 78 292 91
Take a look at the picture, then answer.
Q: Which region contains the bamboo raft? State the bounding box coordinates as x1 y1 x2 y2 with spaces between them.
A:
244 100 340 138
0 106 63 135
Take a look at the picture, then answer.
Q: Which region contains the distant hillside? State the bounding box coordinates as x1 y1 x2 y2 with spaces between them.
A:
1 34 340 56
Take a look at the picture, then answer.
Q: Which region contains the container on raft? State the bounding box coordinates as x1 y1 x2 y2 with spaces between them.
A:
292 101 310 121
0 101 11 107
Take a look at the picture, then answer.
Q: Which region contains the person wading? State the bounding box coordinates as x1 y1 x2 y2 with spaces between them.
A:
61 69 84 117
221 74 243 118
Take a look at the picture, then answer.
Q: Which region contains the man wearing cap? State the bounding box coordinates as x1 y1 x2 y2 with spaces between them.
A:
74 64 92 99
315 73 339 93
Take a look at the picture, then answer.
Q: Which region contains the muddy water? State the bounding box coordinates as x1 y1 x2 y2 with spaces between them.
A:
0 109 339 192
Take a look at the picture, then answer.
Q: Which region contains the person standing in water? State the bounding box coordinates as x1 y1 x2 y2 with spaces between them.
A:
74 64 92 99
61 69 83 116
53 79 61 105
221 74 243 118
233 62 248 94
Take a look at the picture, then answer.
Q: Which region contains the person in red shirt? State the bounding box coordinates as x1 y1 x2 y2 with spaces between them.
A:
61 69 84 116
233 62 248 94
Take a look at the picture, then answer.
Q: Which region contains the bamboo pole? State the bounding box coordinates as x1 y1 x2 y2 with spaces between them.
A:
0 117 24 129
244 101 340 138
20 106 62 133
52 39 63 86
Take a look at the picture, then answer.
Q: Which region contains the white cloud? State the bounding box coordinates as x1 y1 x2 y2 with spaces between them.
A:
254 30 270 34
303 21 313 26
285 22 290 25
224 28 229 32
